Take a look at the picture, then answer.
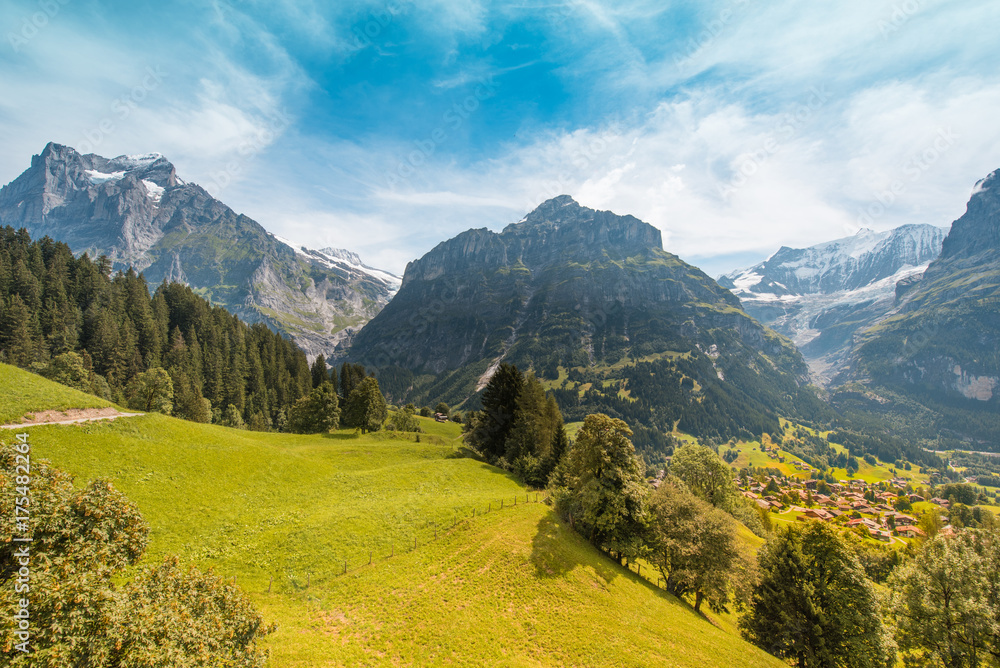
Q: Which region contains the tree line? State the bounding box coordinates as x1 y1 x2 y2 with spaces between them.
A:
0 228 315 428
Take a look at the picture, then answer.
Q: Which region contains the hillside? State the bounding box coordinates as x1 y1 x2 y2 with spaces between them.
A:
842 168 1000 449
0 143 400 358
349 196 818 451
1 364 782 666
720 224 947 385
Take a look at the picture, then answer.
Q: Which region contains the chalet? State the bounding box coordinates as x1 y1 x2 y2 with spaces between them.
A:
803 509 833 521
939 525 957 537
930 497 951 507
804 479 819 490
871 529 891 543
909 494 925 503
897 526 925 538
433 413 449 423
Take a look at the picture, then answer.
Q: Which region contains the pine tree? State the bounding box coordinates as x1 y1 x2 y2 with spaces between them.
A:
740 523 895 667
471 363 524 462
2 295 38 367
311 354 329 388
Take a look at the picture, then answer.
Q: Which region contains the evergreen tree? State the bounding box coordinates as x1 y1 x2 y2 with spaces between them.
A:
339 362 367 402
504 373 565 486
2 295 37 367
740 522 895 668
343 376 388 433
311 354 329 388
287 382 340 434
470 363 524 461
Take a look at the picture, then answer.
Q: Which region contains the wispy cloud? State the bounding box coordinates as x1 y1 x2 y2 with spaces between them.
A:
1 0 997 278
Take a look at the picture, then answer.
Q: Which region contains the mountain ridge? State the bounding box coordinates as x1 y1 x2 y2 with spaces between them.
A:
350 196 817 453
720 224 948 385
0 143 399 358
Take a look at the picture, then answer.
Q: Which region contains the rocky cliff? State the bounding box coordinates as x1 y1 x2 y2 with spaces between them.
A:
349 196 816 447
841 169 1000 447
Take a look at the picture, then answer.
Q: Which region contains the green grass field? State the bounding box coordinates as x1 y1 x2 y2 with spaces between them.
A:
0 363 114 424
1 364 782 667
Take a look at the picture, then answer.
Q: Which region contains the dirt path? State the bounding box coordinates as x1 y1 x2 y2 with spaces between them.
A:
0 407 144 429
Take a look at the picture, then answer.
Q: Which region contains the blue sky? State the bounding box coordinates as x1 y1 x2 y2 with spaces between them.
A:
2 0 999 276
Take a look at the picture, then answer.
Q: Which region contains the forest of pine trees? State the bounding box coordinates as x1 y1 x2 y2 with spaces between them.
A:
0 227 313 429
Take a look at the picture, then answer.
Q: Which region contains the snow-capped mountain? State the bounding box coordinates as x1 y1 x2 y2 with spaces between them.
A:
719 224 948 384
0 142 399 359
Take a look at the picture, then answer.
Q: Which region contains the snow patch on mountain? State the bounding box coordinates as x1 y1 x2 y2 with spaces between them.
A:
721 224 948 386
141 179 164 203
85 169 126 184
269 235 401 293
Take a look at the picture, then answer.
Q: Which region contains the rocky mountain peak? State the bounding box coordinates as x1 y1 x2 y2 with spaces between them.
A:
0 143 399 360
938 167 1000 262
401 197 664 286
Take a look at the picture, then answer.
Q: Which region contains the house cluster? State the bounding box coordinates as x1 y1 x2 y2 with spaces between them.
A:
741 474 931 542
433 412 450 423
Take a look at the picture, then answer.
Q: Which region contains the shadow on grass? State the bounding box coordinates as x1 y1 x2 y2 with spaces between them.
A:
530 511 617 583
530 512 692 611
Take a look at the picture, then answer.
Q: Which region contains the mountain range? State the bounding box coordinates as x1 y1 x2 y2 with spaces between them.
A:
839 169 1000 447
0 143 399 358
349 195 820 454
720 224 948 384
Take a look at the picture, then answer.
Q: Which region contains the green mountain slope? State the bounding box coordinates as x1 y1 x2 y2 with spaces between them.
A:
842 168 1000 448
349 196 818 450
2 364 781 666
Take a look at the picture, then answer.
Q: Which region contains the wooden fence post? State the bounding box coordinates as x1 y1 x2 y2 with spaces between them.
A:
307 573 310 587
268 575 272 593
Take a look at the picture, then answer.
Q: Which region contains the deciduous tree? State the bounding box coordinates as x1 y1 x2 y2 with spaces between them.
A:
647 480 740 613
343 376 388 433
556 413 648 562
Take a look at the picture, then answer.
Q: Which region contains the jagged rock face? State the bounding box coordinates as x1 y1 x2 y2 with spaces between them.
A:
845 169 1000 437
0 143 400 359
720 224 948 385
349 196 809 424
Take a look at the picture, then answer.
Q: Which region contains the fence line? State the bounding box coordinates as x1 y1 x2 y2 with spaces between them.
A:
277 491 547 591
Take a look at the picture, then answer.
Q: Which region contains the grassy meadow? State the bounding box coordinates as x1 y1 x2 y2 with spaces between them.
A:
1 363 782 667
